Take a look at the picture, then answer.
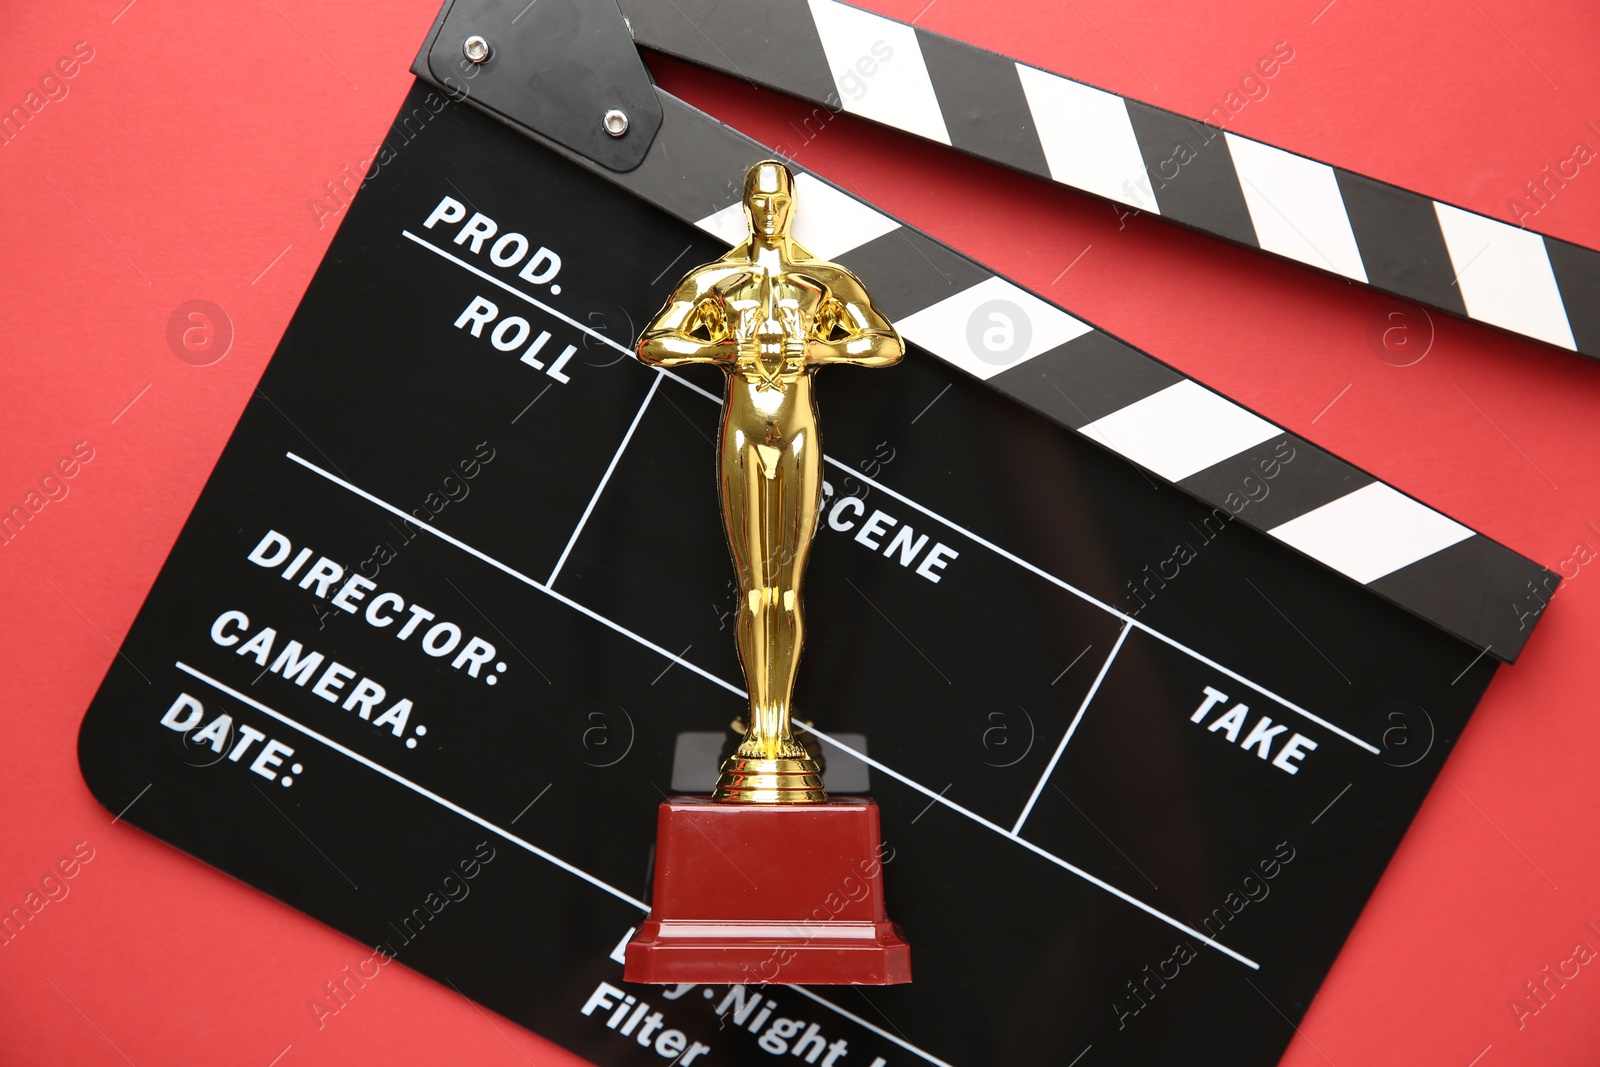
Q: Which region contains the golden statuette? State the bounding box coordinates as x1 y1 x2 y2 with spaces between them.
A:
637 160 904 803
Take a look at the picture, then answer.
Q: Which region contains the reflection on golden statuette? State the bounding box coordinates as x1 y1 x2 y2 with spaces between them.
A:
637 160 904 803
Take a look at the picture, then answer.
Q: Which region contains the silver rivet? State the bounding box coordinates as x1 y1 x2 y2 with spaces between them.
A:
463 35 491 63
602 109 629 137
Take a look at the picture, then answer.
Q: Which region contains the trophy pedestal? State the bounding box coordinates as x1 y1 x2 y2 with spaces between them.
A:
624 797 911 985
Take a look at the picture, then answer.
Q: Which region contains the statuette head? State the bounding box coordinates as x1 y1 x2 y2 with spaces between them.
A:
743 160 795 240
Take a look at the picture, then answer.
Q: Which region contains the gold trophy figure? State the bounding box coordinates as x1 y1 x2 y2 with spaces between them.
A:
625 160 912 985
638 160 904 803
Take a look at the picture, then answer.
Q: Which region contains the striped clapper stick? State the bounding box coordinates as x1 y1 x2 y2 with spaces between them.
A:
619 0 1600 362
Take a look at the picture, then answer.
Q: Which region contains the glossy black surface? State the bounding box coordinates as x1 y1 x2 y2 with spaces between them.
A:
80 83 1497 1066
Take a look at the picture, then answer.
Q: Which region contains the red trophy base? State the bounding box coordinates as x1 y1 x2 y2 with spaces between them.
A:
624 797 911 985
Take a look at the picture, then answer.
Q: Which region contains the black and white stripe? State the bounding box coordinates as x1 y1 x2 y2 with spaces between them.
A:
619 0 1600 360
597 93 1558 662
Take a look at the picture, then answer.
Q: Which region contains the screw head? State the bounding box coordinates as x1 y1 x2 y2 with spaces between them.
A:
602 108 629 137
462 35 491 63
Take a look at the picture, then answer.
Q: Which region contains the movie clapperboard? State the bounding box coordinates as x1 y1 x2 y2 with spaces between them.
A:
79 1 1569 1063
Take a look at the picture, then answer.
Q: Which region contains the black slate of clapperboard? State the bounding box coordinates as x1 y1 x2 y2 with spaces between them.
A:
80 84 1498 1066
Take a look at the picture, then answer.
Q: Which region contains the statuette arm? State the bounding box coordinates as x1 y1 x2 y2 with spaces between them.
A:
637 278 736 367
804 270 905 368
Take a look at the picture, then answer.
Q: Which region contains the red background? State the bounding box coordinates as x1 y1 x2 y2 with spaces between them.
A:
2 0 1597 1063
